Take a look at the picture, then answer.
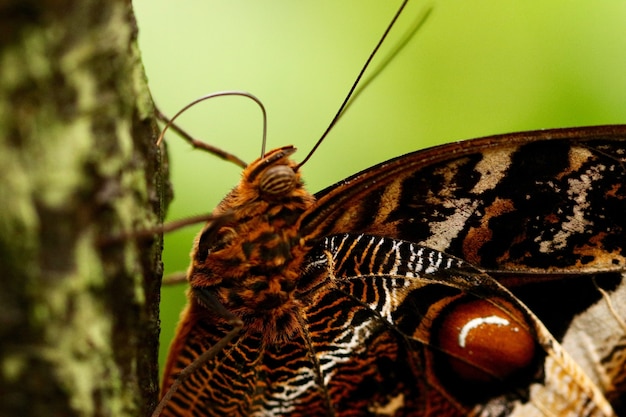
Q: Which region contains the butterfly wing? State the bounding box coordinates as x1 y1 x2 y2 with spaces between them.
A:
299 125 626 415
303 126 626 273
161 302 333 417
306 234 616 416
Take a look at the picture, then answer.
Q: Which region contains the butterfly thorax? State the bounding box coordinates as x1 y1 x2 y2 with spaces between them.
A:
187 146 316 343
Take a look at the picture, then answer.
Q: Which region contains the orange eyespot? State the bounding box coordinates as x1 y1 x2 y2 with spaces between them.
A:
437 298 536 383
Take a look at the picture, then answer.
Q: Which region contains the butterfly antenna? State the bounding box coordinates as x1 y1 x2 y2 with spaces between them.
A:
155 107 247 168
342 5 432 116
156 91 268 168
297 0 432 169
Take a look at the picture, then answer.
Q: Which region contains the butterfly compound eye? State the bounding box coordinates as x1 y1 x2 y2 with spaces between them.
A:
259 165 297 196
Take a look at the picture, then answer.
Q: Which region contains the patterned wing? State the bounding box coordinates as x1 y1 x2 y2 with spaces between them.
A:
310 234 618 417
162 233 616 416
300 126 626 414
304 126 626 273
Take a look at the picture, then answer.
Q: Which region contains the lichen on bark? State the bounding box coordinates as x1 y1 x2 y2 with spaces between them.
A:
0 1 166 416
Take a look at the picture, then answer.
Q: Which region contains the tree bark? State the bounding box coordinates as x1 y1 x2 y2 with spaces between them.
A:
0 1 166 416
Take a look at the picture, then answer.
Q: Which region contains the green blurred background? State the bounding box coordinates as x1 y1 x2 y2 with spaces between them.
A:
132 0 626 375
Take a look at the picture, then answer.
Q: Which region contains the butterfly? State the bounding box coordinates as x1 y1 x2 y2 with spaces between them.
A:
155 124 626 416
149 1 626 415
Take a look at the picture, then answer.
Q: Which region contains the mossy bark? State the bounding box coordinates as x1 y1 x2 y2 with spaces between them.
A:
0 1 167 416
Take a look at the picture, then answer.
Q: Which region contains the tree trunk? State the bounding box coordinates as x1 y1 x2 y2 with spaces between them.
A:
0 1 166 416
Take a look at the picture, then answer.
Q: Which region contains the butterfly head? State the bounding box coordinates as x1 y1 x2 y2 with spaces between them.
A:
210 145 312 212
246 145 300 198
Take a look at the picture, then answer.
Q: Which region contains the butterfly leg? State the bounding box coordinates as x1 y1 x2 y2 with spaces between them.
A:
161 272 187 286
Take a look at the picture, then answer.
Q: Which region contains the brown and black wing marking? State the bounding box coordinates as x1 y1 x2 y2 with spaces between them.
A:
301 125 626 415
300 233 617 416
305 126 626 273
